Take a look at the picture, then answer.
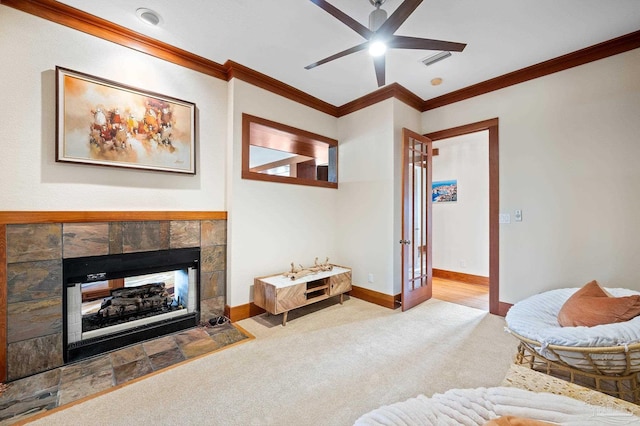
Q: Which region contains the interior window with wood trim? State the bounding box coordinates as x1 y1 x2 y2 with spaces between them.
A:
242 113 338 188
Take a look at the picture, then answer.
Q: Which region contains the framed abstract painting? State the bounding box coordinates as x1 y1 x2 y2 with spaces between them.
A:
56 66 196 174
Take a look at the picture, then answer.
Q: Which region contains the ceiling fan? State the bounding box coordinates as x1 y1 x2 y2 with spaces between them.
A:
305 0 467 87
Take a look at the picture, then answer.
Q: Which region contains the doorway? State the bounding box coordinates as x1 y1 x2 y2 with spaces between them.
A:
425 119 501 315
430 131 489 310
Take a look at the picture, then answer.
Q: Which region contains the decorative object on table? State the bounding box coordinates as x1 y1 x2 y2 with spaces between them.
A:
432 179 457 203
56 66 196 174
283 257 333 280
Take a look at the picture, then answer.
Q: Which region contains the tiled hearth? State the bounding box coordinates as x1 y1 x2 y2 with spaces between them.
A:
4 217 227 382
0 322 249 424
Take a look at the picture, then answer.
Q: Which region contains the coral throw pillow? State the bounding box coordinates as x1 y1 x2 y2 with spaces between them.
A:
485 416 554 425
557 280 640 327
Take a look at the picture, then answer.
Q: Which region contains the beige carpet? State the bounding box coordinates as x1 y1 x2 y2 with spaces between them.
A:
28 297 518 425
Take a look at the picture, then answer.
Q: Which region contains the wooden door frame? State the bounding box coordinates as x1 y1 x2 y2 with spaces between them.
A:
425 118 505 316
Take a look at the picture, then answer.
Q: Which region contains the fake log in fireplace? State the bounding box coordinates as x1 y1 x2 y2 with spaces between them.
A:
63 248 200 363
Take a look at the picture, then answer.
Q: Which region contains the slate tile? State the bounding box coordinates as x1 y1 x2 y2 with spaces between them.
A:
180 338 220 359
200 270 225 300
6 224 61 263
110 344 145 367
60 355 112 383
62 223 109 258
122 222 168 252
7 259 62 303
142 335 178 357
170 221 200 248
174 328 210 347
7 298 62 343
113 358 153 385
7 334 63 381
149 347 185 371
201 220 226 247
0 369 60 402
109 222 123 254
58 367 114 406
200 297 225 322
201 245 225 272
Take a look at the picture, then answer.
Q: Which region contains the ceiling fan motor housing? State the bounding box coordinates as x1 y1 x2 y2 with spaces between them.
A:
369 8 388 32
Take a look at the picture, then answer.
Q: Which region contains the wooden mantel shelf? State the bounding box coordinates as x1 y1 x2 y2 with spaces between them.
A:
0 211 226 224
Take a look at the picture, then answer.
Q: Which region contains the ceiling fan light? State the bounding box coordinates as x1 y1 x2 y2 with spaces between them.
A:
369 41 387 57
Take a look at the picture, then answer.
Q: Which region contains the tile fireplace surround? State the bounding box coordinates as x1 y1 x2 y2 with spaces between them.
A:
0 212 227 383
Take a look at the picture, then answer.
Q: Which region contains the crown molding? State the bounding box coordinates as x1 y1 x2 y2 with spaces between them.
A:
337 83 424 117
3 0 639 117
422 29 640 111
224 61 338 116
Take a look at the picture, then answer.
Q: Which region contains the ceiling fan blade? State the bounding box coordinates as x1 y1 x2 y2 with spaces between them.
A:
305 42 369 70
377 0 423 37
309 0 372 39
388 35 466 52
373 55 385 87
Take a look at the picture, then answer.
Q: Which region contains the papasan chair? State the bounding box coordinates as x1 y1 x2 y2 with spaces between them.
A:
504 280 640 402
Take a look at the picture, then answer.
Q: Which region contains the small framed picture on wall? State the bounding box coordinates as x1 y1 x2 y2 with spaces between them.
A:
432 180 457 203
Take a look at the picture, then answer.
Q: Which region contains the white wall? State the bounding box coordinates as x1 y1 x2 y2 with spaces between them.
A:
391 100 423 294
432 132 489 277
0 7 227 211
227 79 339 306
423 49 640 303
335 100 395 295
334 99 422 296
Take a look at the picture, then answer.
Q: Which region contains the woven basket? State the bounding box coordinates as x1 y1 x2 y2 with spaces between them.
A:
508 329 640 402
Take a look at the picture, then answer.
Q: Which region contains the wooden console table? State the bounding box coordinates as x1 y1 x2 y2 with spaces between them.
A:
253 266 352 326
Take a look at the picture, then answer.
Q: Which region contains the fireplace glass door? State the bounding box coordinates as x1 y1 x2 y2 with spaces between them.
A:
63 248 200 362
68 267 196 343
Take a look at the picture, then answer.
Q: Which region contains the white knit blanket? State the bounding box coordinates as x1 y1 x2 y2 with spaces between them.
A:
354 387 638 425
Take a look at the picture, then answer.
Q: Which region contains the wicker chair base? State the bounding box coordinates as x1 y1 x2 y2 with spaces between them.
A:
515 342 640 403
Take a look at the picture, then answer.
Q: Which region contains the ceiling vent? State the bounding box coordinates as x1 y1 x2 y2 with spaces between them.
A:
421 51 452 67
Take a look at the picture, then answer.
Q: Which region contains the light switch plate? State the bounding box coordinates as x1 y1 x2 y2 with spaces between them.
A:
499 213 511 224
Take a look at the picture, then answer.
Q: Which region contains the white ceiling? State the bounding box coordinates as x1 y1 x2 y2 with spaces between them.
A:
56 0 640 106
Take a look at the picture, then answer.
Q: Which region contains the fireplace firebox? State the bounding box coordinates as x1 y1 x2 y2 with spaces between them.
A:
63 247 200 363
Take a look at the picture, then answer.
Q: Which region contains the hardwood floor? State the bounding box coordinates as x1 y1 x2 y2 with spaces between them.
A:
432 277 489 311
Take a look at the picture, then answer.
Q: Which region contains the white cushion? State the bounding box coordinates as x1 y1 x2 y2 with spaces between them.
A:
506 288 640 348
